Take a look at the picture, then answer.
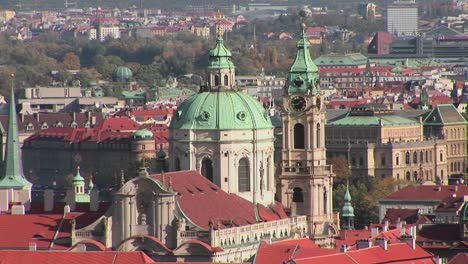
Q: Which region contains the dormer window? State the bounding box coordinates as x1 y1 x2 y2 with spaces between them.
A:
55 121 63 128
84 121 91 128
70 121 78 128
25 123 34 131
41 122 49 130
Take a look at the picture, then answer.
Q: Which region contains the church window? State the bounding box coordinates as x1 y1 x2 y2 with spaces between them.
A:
316 123 321 148
238 158 250 192
396 156 399 166
214 75 220 86
405 152 410 164
413 171 418 182
201 158 213 182
420 151 424 163
293 123 305 149
406 171 411 181
425 151 429 163
413 152 417 164
292 187 304 203
440 153 443 162
224 75 229 86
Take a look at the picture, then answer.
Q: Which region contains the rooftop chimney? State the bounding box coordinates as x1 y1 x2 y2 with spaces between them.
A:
340 245 348 253
357 239 372 250
11 204 25 215
28 242 37 251
44 189 54 212
383 220 389 232
375 237 388 250
400 234 416 249
371 227 379 238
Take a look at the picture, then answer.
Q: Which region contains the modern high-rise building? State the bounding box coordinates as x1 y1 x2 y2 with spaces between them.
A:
386 0 418 36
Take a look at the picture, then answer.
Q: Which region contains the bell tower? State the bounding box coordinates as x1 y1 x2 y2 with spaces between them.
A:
279 23 336 241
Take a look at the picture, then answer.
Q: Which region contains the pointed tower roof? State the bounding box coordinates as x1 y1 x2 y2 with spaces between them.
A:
365 58 373 77
342 184 355 217
0 87 32 188
287 23 320 94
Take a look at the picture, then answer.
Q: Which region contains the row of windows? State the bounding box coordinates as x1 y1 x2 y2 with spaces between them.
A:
199 157 251 192
446 128 466 140
25 121 91 131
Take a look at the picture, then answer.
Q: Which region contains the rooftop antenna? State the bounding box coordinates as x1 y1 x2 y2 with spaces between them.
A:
64 0 76 9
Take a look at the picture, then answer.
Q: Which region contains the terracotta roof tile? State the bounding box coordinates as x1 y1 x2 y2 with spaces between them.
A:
384 185 468 201
150 171 287 230
0 250 153 264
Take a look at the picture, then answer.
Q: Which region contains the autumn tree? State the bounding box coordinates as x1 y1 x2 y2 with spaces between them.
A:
62 52 81 70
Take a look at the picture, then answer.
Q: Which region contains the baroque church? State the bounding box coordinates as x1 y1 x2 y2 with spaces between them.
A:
0 22 338 263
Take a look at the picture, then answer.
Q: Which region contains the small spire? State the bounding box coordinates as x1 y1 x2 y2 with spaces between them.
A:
0 74 32 188
88 174 94 193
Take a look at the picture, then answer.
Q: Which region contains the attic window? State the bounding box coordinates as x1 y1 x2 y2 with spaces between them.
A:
41 123 49 130
26 123 34 131
70 121 78 128
55 122 63 128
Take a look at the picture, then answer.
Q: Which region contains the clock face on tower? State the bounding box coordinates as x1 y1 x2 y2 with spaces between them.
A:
290 96 306 111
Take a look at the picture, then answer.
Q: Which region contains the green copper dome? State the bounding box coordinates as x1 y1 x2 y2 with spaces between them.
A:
208 36 235 69
170 91 273 130
113 66 133 82
133 129 154 140
342 185 355 217
287 25 320 94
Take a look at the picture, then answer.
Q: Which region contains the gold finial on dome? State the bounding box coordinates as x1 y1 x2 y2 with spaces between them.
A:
216 10 224 37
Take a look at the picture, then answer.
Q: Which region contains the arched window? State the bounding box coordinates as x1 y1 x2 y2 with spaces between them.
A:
405 152 410 164
316 123 321 148
294 123 305 149
238 158 250 192
214 75 220 86
224 75 229 86
413 171 418 182
396 156 399 166
174 158 181 171
292 187 304 203
201 158 213 182
420 151 424 163
413 152 418 164
406 171 411 181
440 153 443 162
425 151 429 163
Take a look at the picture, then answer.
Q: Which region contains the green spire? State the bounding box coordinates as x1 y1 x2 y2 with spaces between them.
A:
287 23 320 94
342 184 355 217
0 86 32 188
420 88 430 109
208 35 235 69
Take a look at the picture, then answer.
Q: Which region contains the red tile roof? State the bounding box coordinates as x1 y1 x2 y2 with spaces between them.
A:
0 250 153 264
449 253 468 264
383 185 468 201
292 243 435 264
417 224 460 242
150 171 287 230
383 208 419 224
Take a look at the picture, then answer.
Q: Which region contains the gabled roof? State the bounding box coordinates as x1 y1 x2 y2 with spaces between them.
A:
0 250 153 264
292 243 435 264
383 208 419 224
150 171 287 230
423 104 466 125
382 185 468 201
